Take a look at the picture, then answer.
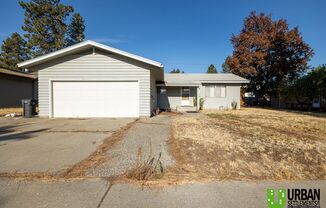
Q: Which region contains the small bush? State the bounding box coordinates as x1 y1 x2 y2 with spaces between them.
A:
194 97 205 110
231 101 237 110
199 98 205 110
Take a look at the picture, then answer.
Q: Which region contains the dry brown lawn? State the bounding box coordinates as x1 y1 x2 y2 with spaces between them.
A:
0 107 22 116
165 108 326 182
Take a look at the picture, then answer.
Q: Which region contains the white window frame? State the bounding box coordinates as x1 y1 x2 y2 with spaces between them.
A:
205 85 226 98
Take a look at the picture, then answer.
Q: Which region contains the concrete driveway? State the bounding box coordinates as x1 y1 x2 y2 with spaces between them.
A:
88 115 175 177
0 117 134 173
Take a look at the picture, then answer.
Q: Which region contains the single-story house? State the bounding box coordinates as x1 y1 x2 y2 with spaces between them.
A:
157 73 249 111
0 68 37 108
18 40 248 118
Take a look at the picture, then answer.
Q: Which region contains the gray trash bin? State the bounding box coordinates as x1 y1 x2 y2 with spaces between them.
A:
21 99 37 118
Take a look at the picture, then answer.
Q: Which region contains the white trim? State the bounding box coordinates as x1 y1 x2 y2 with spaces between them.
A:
18 40 163 68
48 78 140 118
156 83 200 87
200 80 249 84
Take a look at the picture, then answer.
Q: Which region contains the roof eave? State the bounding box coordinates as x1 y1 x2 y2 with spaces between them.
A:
0 69 37 79
200 80 249 84
17 40 163 68
156 83 201 87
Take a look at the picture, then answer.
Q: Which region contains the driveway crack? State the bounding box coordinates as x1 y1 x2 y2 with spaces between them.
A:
97 182 113 208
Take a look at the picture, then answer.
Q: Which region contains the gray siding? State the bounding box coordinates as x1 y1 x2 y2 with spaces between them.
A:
0 74 34 108
29 49 153 117
157 84 241 110
157 86 196 110
200 84 241 109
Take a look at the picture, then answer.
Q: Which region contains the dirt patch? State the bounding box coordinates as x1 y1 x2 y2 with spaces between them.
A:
0 108 22 117
162 108 326 182
159 111 182 116
0 172 58 181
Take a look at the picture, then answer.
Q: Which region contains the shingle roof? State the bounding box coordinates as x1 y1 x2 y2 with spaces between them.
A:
0 68 37 79
162 73 249 86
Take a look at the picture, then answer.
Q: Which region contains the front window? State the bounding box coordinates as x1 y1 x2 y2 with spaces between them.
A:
205 85 226 98
181 87 190 99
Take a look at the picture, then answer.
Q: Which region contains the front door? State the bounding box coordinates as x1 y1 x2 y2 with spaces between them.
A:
181 87 190 106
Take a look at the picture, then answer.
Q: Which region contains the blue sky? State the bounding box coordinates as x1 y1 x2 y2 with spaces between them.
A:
0 0 325 72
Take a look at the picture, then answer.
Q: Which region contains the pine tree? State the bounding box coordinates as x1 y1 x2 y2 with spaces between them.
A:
221 57 231 73
66 13 85 46
207 64 217 73
170 69 184 73
19 0 74 56
0 32 29 70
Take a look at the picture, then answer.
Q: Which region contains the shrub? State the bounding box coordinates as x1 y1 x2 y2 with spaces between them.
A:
194 97 205 110
199 98 205 110
231 101 237 110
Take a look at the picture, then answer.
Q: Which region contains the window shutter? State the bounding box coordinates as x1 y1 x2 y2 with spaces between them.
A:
209 86 215 97
221 86 226 97
215 86 221 97
205 86 210 97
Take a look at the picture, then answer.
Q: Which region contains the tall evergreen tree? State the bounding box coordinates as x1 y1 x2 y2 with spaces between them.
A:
66 13 85 46
170 68 184 73
19 0 74 56
207 64 217 73
221 56 231 73
0 32 29 70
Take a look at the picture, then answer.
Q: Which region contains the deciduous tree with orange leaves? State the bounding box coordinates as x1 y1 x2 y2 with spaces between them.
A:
226 12 313 103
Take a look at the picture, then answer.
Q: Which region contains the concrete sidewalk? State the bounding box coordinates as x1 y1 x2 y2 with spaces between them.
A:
1 178 325 208
0 178 110 208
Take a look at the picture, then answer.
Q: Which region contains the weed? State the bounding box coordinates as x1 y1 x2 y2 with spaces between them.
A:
125 147 164 182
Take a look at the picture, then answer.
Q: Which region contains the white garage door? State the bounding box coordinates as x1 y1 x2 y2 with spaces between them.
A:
52 81 139 118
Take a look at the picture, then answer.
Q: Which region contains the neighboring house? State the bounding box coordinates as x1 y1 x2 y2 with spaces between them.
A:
18 40 248 118
0 68 37 108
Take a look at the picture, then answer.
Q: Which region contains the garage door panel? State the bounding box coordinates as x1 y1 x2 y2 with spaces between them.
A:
52 81 139 117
